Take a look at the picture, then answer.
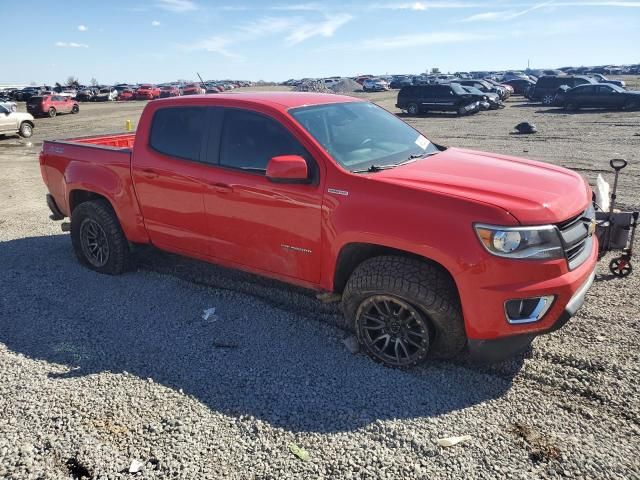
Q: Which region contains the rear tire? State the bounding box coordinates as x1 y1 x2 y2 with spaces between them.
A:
565 102 578 111
71 199 131 275
341 256 466 366
71 104 79 114
18 122 33 138
541 94 554 105
407 103 419 115
48 107 57 118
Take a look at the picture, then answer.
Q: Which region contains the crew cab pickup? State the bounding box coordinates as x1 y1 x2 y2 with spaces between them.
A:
40 93 598 366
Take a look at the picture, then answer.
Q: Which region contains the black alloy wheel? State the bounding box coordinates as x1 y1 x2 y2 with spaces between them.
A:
356 295 430 367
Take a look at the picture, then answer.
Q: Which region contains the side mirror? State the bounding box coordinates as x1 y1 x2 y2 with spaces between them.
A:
266 155 309 184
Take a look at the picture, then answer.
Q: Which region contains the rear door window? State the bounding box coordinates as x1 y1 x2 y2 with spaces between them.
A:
150 107 208 162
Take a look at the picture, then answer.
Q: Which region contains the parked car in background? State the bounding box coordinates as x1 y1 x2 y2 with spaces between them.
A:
397 84 479 115
458 85 503 109
502 78 536 95
588 74 626 89
94 88 119 102
27 95 79 117
135 84 161 100
454 79 509 100
0 103 34 138
390 75 413 89
118 89 136 101
1 101 17 112
159 85 181 98
529 75 596 105
53 86 77 99
559 83 640 111
76 88 97 102
363 78 390 92
182 83 205 95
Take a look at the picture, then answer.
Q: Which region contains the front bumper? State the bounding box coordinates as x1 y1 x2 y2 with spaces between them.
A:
467 268 596 363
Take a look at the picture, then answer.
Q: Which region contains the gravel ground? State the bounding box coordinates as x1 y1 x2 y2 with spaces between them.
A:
1 86 639 479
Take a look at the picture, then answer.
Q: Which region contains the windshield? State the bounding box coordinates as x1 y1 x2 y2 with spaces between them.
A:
450 83 467 95
464 86 484 95
289 102 439 173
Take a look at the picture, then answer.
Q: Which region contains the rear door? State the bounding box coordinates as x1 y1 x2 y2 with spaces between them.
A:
203 107 323 284
131 106 214 255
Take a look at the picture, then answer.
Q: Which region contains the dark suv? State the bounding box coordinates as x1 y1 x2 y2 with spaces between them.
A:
529 75 596 104
396 84 478 115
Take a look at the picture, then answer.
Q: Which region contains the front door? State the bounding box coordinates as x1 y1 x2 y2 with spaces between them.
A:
0 106 14 133
203 108 323 284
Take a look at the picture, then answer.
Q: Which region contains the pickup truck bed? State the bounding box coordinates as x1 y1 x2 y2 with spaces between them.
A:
55 132 135 150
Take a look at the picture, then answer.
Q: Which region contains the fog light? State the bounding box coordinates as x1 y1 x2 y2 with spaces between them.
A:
504 296 554 324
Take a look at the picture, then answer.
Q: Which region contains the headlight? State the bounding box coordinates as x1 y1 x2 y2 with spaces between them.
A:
474 224 563 259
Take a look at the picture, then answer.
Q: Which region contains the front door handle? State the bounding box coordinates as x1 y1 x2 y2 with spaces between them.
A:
211 182 233 193
140 168 158 179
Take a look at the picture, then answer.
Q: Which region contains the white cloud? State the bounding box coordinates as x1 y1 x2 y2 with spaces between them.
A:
77 24 88 31
152 20 161 26
324 31 494 51
270 3 324 11
55 41 89 48
461 1 553 21
183 36 243 60
236 13 352 45
372 2 485 10
285 14 352 45
156 0 197 12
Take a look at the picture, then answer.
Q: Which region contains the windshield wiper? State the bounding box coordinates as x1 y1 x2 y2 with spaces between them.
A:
351 152 437 174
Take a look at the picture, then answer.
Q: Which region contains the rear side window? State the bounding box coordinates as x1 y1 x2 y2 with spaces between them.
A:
150 107 207 162
220 109 306 172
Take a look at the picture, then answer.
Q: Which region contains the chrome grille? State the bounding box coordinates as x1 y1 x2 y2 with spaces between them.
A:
557 205 595 270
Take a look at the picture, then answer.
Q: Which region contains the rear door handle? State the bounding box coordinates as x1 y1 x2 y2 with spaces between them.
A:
210 182 233 193
140 168 158 179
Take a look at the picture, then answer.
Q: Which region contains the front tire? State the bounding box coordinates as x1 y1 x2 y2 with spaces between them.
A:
71 200 131 275
71 104 79 114
18 122 33 138
48 107 57 118
342 256 466 366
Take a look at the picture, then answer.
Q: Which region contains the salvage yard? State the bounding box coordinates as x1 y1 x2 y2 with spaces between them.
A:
1 86 639 479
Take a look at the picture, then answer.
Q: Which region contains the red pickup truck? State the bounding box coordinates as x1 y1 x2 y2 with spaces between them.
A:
40 92 598 366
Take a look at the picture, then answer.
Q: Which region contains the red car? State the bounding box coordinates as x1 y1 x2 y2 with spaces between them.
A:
27 94 79 118
159 86 181 98
118 89 135 101
135 84 161 100
40 93 597 366
182 83 205 95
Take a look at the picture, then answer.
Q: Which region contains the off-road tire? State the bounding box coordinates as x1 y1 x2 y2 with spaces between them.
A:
71 199 131 275
407 103 419 115
18 122 33 138
48 107 57 118
341 255 466 364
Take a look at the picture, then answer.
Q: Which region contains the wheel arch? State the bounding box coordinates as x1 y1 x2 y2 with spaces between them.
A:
332 242 459 299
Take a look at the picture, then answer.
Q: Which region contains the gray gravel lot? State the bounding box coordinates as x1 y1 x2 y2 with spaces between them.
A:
1 89 639 479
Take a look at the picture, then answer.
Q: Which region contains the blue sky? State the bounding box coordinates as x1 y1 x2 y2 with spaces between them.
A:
4 0 640 84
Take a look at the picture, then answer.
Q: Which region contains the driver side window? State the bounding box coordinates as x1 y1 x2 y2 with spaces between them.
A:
219 109 308 173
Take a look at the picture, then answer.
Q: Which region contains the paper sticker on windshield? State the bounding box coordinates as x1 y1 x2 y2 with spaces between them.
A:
415 135 429 150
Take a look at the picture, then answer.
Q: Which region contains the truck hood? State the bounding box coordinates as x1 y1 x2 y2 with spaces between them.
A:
375 147 589 224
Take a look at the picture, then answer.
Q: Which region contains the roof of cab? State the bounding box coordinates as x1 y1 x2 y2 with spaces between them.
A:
153 91 363 110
